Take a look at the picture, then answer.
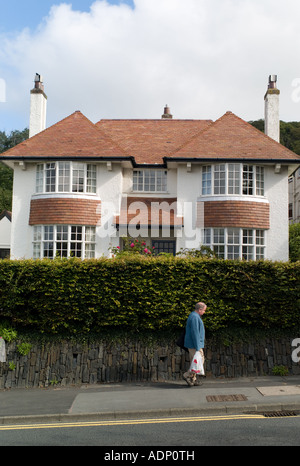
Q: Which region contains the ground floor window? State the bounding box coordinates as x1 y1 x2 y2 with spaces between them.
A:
33 225 96 259
152 240 176 255
203 227 265 260
0 249 10 259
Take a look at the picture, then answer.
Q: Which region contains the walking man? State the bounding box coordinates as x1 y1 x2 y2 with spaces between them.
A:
183 302 206 386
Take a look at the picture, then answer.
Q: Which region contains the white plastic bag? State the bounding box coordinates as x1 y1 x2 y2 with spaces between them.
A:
190 350 204 375
0 337 6 363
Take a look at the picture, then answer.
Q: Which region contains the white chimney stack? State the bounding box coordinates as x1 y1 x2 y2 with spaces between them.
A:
264 75 280 142
29 73 47 138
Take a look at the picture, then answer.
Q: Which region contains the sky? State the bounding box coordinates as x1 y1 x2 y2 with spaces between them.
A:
1 0 300 133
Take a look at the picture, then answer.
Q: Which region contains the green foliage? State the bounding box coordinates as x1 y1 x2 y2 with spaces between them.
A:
0 257 298 336
249 119 300 155
110 237 155 256
289 223 300 262
272 365 289 376
17 342 32 356
0 321 18 342
0 128 29 211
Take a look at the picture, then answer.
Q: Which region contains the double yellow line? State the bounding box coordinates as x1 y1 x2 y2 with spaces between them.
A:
0 414 265 431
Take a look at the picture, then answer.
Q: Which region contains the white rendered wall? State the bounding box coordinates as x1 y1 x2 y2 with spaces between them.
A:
10 164 36 259
0 216 11 249
264 165 289 261
96 163 123 257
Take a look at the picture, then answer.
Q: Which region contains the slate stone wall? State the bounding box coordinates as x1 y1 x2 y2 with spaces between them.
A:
0 337 299 389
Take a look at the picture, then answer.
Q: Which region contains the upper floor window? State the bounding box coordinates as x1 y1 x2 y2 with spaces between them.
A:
36 162 97 194
133 169 167 192
201 164 264 196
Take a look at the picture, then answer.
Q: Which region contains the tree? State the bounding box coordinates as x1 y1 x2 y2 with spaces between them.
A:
249 119 300 155
0 128 29 211
289 223 300 262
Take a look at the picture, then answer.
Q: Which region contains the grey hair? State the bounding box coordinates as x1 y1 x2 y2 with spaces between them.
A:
195 302 206 310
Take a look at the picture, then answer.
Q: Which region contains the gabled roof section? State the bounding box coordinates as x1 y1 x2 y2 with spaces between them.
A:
169 111 300 162
96 119 212 164
1 111 129 160
0 210 11 222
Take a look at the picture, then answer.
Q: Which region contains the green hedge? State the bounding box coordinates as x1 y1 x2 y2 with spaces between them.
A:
0 257 299 335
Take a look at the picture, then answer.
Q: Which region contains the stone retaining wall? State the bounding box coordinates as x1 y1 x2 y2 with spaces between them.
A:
0 337 299 389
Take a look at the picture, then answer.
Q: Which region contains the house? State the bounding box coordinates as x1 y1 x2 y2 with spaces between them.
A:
0 210 11 259
1 74 300 261
289 166 300 223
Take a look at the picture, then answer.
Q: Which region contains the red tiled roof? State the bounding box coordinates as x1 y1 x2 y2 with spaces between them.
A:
2 111 128 159
170 112 300 161
1 110 299 164
96 119 212 164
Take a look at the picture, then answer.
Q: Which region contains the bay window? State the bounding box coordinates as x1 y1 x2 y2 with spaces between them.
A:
203 227 265 260
36 162 97 194
33 225 96 259
201 164 264 196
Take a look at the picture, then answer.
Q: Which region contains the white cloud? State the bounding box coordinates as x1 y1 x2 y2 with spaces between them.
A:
1 0 300 132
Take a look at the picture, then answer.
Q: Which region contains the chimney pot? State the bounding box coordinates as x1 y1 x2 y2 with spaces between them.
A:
162 104 173 119
268 75 277 89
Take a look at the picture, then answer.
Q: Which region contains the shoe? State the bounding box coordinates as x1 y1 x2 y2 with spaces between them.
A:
183 374 194 387
193 377 203 386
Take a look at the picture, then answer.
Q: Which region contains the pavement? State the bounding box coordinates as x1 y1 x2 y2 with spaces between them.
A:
1 375 300 425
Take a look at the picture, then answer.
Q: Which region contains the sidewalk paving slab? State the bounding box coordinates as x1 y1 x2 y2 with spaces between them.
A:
0 376 300 425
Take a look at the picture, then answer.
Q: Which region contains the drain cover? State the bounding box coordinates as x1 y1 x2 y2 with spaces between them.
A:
206 394 248 402
262 411 298 418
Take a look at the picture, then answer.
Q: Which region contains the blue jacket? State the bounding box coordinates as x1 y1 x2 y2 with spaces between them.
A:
184 311 205 351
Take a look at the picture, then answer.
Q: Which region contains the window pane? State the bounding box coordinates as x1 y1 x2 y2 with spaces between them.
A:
72 163 85 192
243 165 253 195
85 243 95 258
36 165 44 193
44 226 53 241
256 166 264 195
202 166 211 195
33 243 41 259
87 165 96 193
256 230 264 245
152 240 176 255
203 228 211 244
213 228 224 244
58 162 70 192
214 165 226 194
133 170 167 192
243 229 253 244
33 226 42 242
228 164 240 194
227 245 239 259
242 245 254 260
70 226 82 257
227 228 239 244
85 226 96 243
256 247 265 259
213 245 224 259
45 163 56 192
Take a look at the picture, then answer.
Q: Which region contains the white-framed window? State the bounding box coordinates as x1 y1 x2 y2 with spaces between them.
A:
36 162 97 194
203 227 265 260
133 169 167 192
33 225 96 259
201 164 264 196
